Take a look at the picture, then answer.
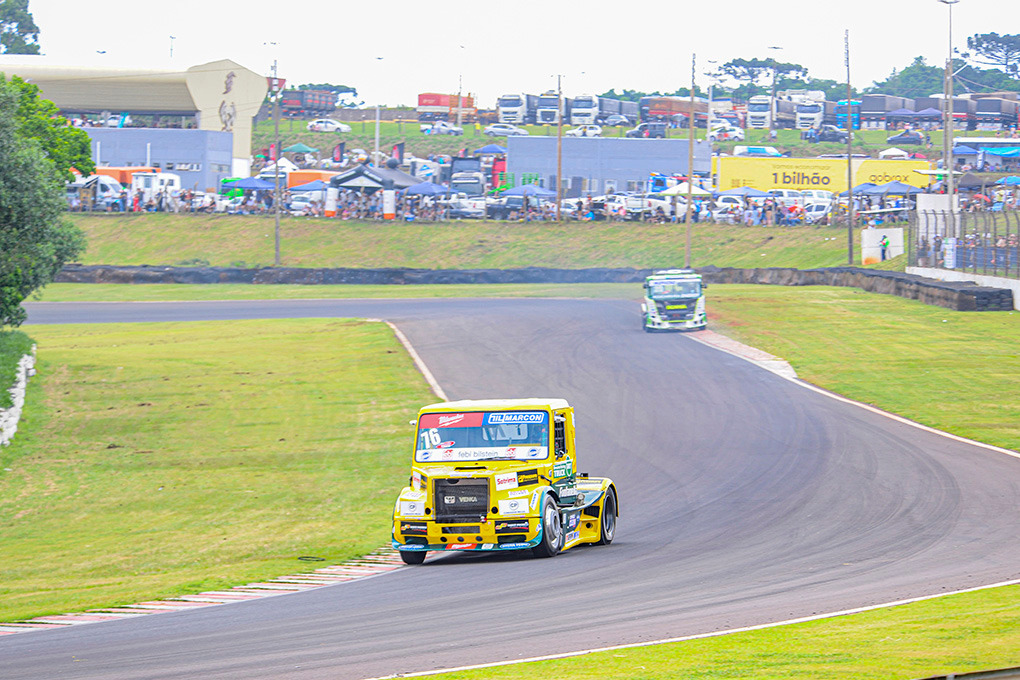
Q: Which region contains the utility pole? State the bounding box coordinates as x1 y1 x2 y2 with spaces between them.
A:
556 74 563 222
685 53 695 268
767 46 782 141
272 58 281 266
845 31 854 265
940 0 959 239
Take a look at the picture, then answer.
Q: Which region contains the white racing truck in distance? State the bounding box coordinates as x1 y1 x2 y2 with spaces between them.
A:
641 269 707 332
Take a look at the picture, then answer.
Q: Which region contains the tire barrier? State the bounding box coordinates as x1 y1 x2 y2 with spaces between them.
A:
0 348 36 447
55 265 1013 312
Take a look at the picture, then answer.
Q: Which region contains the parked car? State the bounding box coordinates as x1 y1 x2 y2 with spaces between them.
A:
288 194 316 215
887 130 924 145
565 124 602 138
708 125 744 142
625 122 667 138
446 198 485 219
817 124 850 143
484 123 529 137
801 190 835 206
307 118 351 133
804 202 833 224
604 114 630 126
421 121 464 136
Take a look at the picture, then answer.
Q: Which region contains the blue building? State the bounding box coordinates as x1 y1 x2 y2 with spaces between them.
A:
83 128 234 192
505 136 711 198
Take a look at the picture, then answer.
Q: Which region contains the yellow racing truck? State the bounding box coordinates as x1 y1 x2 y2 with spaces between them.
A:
641 268 707 331
392 398 618 565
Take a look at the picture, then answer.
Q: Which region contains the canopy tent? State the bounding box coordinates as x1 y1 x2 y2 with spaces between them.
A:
872 181 923 195
952 145 979 155
982 147 1020 157
329 164 420 191
224 176 276 190
994 175 1020 186
289 179 330 192
717 186 770 198
474 144 507 154
878 147 910 159
658 182 711 197
885 108 916 117
260 157 299 175
404 182 452 196
501 184 557 197
838 182 877 197
913 107 943 118
283 142 318 153
956 172 987 189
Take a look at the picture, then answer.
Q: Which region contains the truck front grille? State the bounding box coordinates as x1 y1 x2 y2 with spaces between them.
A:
434 478 489 523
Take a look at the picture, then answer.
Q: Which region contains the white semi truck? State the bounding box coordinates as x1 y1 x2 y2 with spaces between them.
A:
641 269 707 332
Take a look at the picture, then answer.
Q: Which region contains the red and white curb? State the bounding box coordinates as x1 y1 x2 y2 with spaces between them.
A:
0 547 404 635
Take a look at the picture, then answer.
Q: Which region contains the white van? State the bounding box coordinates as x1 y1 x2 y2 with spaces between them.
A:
801 189 834 206
767 189 804 207
130 172 181 205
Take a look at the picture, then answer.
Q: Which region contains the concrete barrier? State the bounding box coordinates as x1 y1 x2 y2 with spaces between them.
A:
55 265 1013 312
1 348 36 447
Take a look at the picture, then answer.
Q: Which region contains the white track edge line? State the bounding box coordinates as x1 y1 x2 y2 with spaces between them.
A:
362 578 1020 680
686 332 1020 461
379 320 448 402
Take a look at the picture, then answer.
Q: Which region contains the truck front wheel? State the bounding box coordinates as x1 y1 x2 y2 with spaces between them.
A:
596 488 617 545
399 550 427 565
532 496 563 558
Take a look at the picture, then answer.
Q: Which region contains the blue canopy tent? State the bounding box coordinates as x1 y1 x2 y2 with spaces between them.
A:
717 187 770 198
953 145 979 155
404 182 452 196
224 177 276 191
983 147 1020 158
502 184 557 198
838 182 877 197
874 181 923 195
289 179 329 192
994 175 1020 186
474 144 507 154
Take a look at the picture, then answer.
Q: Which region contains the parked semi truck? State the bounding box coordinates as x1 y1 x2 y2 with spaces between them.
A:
796 100 836 129
746 96 796 129
497 93 538 125
537 91 572 125
417 92 477 123
281 89 335 116
570 95 627 125
861 94 915 129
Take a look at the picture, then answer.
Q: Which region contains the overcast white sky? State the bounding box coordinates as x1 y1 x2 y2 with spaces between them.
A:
26 0 1009 106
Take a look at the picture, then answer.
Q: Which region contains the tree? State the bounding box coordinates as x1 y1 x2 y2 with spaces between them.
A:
866 56 944 98
0 0 39 54
1 75 93 181
0 78 85 327
966 32 1020 78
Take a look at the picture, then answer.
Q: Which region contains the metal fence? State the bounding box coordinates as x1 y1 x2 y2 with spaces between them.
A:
909 210 1020 280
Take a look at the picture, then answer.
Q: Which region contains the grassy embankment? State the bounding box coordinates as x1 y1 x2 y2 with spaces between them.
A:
66 213 871 270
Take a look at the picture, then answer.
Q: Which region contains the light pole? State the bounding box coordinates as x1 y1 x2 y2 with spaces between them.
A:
271 57 281 266
939 0 959 238
373 57 383 167
169 35 175 59
845 30 854 265
767 46 783 140
556 74 563 222
685 53 695 268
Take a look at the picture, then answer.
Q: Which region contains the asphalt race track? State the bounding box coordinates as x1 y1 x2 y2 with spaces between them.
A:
5 298 1020 679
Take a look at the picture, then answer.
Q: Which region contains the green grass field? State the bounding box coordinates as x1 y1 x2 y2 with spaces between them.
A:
0 318 434 622
67 213 868 270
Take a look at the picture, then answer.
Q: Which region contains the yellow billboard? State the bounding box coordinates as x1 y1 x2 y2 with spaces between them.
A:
717 157 932 192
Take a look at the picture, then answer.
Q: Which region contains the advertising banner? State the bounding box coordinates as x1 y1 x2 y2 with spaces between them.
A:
717 157 932 192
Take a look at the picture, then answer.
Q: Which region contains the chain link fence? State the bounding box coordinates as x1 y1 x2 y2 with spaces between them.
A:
910 210 1020 280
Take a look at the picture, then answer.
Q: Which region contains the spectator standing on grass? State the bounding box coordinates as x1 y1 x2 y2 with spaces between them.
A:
880 234 890 261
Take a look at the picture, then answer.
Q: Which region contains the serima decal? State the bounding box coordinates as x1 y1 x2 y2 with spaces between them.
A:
494 472 518 490
495 520 530 532
400 501 425 516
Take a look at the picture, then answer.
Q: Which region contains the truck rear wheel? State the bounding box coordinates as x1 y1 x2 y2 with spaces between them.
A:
399 550 427 565
596 488 617 545
532 496 563 558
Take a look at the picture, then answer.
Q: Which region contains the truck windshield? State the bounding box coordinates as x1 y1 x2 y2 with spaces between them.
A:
498 97 522 107
573 100 594 108
538 97 558 107
747 103 770 112
416 411 550 462
797 104 821 113
648 280 701 298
